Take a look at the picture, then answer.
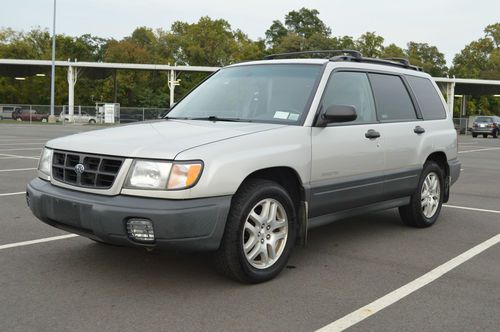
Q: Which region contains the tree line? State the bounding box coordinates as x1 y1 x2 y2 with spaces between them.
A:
0 8 498 116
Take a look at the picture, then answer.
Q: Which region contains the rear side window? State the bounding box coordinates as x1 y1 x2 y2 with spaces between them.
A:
369 73 417 121
322 71 376 124
406 76 447 120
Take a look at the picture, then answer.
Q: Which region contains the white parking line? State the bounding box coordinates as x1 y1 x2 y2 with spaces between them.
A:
459 147 500 154
0 168 37 173
0 142 45 146
0 234 79 250
0 138 47 141
0 191 25 197
0 148 42 152
316 233 500 332
0 153 39 160
444 204 500 214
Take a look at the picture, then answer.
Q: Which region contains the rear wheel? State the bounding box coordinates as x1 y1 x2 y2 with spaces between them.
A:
483 134 488 138
472 133 477 138
214 179 296 283
399 161 444 228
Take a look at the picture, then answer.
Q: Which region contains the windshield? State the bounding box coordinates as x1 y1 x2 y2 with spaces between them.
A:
167 64 322 124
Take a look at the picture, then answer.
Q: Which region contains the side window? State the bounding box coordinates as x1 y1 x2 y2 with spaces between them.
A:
322 71 376 124
369 73 417 121
406 76 446 120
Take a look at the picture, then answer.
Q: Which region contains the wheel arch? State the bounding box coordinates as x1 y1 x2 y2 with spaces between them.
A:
425 151 450 202
236 166 308 245
237 166 306 204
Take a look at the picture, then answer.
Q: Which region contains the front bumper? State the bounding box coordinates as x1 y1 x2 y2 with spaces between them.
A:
26 178 231 251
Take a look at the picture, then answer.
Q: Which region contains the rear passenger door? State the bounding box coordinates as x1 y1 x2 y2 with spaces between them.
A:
368 73 424 200
310 71 385 218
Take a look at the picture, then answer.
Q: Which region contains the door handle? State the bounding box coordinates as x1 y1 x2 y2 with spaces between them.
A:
365 129 381 139
414 126 425 134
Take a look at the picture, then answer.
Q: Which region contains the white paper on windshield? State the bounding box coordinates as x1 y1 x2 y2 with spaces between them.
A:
274 111 290 119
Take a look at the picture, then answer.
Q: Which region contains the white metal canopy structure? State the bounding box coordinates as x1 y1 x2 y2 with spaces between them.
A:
1 58 500 118
0 59 219 120
434 77 500 115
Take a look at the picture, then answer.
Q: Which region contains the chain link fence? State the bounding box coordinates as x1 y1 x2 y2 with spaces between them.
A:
0 105 482 136
0 104 169 124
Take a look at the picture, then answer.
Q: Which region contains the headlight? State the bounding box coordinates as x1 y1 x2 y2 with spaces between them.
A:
38 147 53 178
124 160 172 190
123 160 203 190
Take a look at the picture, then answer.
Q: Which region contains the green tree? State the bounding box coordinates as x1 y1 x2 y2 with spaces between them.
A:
284 8 331 39
265 20 288 47
266 8 331 51
356 32 384 57
381 43 405 58
406 42 448 76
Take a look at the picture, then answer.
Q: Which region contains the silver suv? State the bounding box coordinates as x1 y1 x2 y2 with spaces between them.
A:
27 50 461 283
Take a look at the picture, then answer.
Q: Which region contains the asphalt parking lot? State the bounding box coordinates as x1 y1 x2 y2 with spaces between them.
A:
0 123 499 331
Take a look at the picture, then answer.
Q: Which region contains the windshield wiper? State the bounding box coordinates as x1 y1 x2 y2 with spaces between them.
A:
188 116 247 122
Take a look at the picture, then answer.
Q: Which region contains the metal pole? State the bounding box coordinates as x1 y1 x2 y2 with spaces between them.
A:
49 0 57 119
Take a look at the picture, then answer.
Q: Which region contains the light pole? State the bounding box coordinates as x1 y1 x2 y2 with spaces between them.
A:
49 0 57 122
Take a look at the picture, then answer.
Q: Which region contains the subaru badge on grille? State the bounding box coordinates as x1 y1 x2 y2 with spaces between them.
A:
74 163 85 174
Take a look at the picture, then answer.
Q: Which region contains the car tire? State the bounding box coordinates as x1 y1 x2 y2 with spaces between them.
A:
399 161 444 228
214 179 297 283
472 133 477 138
89 119 96 124
483 134 488 138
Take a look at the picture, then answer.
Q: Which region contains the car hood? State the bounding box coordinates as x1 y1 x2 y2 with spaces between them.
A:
46 120 285 159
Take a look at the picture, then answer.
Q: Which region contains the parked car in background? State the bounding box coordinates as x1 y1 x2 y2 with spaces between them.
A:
18 110 48 122
58 110 98 124
0 106 22 120
471 116 500 138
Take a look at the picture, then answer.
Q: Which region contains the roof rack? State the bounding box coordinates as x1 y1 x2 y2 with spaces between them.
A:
329 54 422 71
264 50 362 60
263 49 423 72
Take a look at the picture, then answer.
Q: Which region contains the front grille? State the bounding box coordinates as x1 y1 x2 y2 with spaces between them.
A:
52 151 124 189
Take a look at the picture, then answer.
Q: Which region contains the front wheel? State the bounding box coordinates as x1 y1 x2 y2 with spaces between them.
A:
214 179 296 283
399 161 444 228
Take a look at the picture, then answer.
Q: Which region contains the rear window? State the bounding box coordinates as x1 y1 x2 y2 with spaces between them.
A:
406 76 446 120
475 117 493 123
369 73 417 121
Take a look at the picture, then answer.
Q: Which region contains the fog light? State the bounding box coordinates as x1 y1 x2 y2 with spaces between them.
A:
127 219 155 242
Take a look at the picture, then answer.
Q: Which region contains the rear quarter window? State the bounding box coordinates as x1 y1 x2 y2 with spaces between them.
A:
406 76 447 120
368 73 417 122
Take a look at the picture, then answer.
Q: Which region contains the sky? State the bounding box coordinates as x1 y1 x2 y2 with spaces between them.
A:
1 0 499 65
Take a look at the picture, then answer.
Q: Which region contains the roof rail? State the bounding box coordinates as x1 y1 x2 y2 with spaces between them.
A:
263 49 423 72
383 58 410 66
264 50 362 60
330 55 423 72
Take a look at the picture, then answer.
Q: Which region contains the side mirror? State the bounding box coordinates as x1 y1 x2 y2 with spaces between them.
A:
320 105 357 125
